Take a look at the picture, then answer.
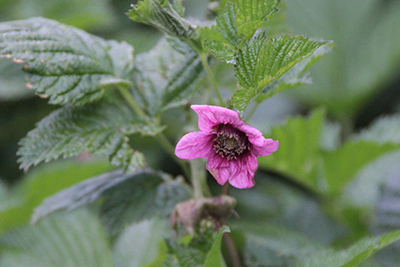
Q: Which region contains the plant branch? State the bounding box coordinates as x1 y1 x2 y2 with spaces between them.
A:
190 158 211 198
199 52 224 106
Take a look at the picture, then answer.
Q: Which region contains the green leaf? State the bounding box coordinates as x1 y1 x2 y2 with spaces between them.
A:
232 34 332 112
258 108 326 191
0 159 111 236
201 26 236 63
351 114 400 144
233 0 280 39
31 169 192 235
165 226 230 267
0 17 134 106
132 37 205 115
128 0 197 40
323 141 400 195
296 230 400 267
113 218 170 267
0 208 114 267
17 99 154 171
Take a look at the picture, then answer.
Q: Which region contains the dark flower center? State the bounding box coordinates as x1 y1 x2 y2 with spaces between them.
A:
213 124 250 160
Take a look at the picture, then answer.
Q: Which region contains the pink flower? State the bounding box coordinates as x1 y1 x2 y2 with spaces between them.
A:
175 105 279 189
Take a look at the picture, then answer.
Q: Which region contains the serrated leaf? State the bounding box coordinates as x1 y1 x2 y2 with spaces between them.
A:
234 0 280 39
128 0 197 40
132 37 205 115
232 34 332 113
201 26 236 63
165 226 230 267
17 99 154 171
296 230 400 267
0 209 114 267
113 218 170 267
31 169 192 235
258 109 326 191
323 141 400 195
0 17 134 106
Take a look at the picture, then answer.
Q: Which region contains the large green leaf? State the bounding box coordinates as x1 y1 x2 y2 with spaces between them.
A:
17 99 154 171
232 34 332 113
0 208 114 267
258 109 326 191
31 169 192 235
113 218 170 267
296 230 400 267
0 17 134 106
132 37 205 116
127 0 197 40
0 159 111 236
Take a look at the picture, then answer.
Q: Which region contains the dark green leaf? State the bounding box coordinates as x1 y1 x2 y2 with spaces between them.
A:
232 34 332 113
31 169 192 235
17 99 155 171
0 17 134 106
132 37 204 115
296 230 400 267
0 209 114 267
128 0 197 39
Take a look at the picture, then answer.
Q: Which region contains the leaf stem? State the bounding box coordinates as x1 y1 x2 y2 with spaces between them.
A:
199 52 224 106
245 102 260 121
190 158 211 198
117 86 147 119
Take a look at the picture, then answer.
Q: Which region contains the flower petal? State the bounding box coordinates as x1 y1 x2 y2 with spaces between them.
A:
251 139 279 157
206 153 230 185
191 105 244 132
228 154 258 189
175 132 214 159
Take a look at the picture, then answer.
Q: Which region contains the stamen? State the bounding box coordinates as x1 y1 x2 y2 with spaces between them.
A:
213 124 249 161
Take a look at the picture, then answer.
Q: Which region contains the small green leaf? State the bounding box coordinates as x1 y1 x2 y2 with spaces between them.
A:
132 37 205 115
296 230 400 267
204 225 230 267
232 34 332 113
0 209 114 267
0 17 134 106
113 218 170 267
17 100 153 171
128 0 197 40
31 169 192 235
258 108 326 191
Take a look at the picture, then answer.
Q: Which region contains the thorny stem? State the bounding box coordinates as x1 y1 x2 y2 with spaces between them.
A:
190 158 211 198
199 52 225 106
117 85 190 177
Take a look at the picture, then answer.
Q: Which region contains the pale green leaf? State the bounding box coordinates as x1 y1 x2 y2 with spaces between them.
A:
203 225 230 267
128 0 197 40
113 218 170 267
17 99 153 171
31 169 192 235
296 230 400 267
351 114 400 144
0 208 114 267
323 141 400 195
232 34 331 112
258 109 326 191
132 37 204 115
0 17 134 106
0 159 111 236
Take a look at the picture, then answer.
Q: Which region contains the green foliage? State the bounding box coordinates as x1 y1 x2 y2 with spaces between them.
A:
0 17 134 106
165 226 230 267
132 37 205 116
0 209 114 267
0 159 111 236
31 169 192 235
17 100 152 171
128 0 197 40
232 34 332 113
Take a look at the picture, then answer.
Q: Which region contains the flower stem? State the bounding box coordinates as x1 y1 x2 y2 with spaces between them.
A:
117 85 190 177
199 52 224 106
245 102 260 121
190 158 211 198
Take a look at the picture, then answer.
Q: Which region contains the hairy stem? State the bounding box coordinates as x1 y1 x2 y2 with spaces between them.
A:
199 52 224 106
190 158 211 198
